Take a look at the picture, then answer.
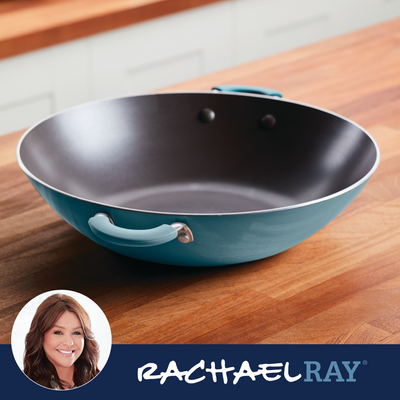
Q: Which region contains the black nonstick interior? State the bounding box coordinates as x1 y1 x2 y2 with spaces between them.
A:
19 93 378 214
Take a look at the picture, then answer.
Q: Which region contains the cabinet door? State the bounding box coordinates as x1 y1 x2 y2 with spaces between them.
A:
380 0 400 21
0 51 53 135
233 0 332 65
0 40 89 135
329 0 391 36
89 2 233 99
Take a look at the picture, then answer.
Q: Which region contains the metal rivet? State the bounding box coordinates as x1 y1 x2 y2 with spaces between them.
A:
260 114 276 129
171 222 194 244
95 213 114 225
199 108 215 123
177 233 191 243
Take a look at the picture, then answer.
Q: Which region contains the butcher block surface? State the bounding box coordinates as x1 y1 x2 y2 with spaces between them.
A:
1 18 400 345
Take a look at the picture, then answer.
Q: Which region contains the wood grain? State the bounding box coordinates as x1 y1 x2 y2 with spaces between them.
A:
0 0 226 60
1 18 400 345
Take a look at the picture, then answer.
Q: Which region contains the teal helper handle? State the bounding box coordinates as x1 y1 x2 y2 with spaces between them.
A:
88 213 193 247
212 85 283 97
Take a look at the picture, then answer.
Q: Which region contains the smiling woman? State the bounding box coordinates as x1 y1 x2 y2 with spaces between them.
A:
22 294 101 390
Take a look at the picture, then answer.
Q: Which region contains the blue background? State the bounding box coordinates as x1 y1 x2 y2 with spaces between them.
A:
1 344 397 399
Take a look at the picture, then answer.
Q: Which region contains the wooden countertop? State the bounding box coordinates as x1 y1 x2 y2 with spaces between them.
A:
0 0 226 60
1 17 400 345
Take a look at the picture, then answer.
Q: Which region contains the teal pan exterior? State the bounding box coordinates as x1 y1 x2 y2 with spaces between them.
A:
28 176 368 267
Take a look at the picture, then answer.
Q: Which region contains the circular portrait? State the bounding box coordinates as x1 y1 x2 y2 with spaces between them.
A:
11 290 112 390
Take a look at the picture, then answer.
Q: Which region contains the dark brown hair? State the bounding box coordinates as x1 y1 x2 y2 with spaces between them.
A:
23 293 100 389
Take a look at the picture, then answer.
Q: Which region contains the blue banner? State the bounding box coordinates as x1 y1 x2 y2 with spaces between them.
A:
2 344 397 399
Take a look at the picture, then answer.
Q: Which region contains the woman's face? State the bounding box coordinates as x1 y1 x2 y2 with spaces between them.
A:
43 311 84 370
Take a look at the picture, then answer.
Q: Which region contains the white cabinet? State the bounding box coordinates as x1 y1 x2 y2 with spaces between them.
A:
1 0 400 135
0 50 53 136
0 39 90 135
381 0 400 21
232 0 332 64
329 0 400 35
232 0 400 65
89 2 233 99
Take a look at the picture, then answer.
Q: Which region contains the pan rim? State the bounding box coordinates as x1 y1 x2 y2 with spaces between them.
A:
16 90 381 217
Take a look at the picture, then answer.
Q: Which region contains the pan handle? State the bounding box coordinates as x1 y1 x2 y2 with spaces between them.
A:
212 85 283 97
88 213 193 247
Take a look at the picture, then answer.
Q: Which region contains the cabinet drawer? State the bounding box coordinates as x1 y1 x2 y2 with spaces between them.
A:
233 0 331 64
0 40 89 134
89 2 233 99
0 94 52 136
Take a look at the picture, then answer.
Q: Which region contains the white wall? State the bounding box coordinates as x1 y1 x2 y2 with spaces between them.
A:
1 0 400 135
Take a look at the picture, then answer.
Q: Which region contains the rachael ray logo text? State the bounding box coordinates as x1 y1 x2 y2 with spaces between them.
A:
137 359 363 385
